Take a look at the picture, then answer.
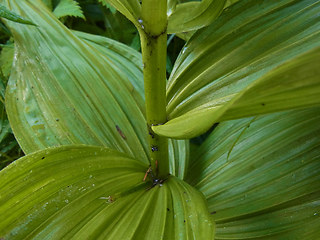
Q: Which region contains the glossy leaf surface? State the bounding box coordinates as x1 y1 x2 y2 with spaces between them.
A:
3 0 148 163
0 3 35 25
0 145 214 239
167 0 226 34
187 107 320 239
154 0 320 138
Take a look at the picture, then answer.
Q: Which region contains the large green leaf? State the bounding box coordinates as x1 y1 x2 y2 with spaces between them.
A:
98 0 141 27
186 107 320 239
2 0 189 177
0 145 214 239
3 0 149 163
167 0 226 34
153 0 320 139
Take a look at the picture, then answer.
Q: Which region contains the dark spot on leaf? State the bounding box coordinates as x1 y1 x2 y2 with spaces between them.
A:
56 118 59 122
261 103 265 106
211 211 217 215
116 125 127 140
167 208 170 211
41 156 45 159
184 220 186 223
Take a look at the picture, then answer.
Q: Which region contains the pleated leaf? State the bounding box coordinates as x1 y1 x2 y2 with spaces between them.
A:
0 145 214 239
3 0 149 163
0 3 35 25
168 139 189 180
153 0 320 139
99 0 141 26
167 0 226 34
3 0 189 177
72 30 145 104
186 107 320 239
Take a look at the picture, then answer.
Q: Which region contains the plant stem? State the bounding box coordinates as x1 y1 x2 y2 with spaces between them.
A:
139 0 169 179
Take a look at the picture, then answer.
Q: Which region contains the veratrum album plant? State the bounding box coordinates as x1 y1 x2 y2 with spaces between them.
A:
0 0 320 239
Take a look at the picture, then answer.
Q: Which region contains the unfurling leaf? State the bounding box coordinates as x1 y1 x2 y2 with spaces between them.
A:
98 0 141 26
167 0 226 34
153 0 320 139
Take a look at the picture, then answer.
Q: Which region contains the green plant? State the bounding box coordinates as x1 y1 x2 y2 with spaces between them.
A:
0 0 320 239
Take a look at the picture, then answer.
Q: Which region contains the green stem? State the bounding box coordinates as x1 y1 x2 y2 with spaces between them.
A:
139 0 169 179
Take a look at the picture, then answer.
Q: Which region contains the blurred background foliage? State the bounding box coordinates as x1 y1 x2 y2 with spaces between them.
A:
0 0 187 169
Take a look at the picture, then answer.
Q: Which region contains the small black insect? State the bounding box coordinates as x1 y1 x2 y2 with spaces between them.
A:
148 131 155 138
151 145 158 152
151 178 166 188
